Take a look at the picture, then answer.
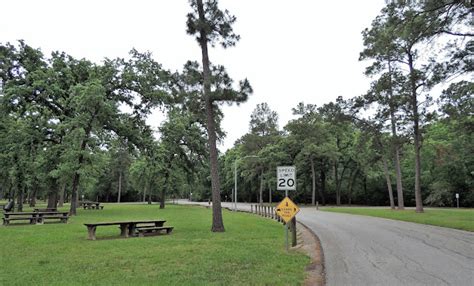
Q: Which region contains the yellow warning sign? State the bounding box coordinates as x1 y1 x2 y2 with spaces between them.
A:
276 197 300 223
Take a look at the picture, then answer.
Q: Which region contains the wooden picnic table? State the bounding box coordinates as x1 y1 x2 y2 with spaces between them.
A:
84 220 169 240
3 211 69 225
82 202 103 210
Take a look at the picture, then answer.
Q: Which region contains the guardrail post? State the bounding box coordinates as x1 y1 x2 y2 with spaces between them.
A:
290 217 297 247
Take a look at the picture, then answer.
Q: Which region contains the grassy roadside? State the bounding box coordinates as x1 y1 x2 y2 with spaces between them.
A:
321 207 474 231
0 203 308 285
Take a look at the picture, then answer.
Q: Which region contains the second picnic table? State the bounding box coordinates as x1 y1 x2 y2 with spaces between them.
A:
81 202 104 210
84 220 172 240
3 211 69 225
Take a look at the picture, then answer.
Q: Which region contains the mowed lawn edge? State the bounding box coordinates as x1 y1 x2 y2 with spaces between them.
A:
320 207 474 232
0 203 309 286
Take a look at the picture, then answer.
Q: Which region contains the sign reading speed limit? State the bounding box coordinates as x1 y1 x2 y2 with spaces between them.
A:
277 166 296 191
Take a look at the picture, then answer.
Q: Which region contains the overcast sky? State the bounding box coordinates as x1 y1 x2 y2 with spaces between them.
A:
2 0 386 151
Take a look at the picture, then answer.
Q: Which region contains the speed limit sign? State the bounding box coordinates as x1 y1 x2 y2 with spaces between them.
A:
277 166 296 191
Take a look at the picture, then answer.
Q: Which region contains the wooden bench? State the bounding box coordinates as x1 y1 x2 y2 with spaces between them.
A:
84 219 167 240
36 212 69 224
135 226 174 237
3 212 37 225
3 211 69 225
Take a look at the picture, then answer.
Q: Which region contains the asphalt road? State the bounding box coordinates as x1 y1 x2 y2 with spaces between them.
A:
298 208 474 286
178 201 474 286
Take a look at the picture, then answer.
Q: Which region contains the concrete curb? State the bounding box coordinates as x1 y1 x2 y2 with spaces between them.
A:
297 221 326 286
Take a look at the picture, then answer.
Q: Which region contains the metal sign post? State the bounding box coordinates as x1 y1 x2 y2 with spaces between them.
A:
456 193 459 208
276 195 300 251
276 166 298 252
285 190 288 251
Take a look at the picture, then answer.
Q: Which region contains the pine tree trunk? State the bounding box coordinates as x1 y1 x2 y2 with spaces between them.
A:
348 169 358 206
388 61 405 210
117 171 122 203
160 186 166 209
197 0 224 232
69 157 83 215
69 111 97 215
29 187 37 207
334 162 341 206
382 156 395 209
160 171 169 209
364 176 369 205
9 185 15 210
47 192 57 209
335 163 346 206
70 172 80 215
394 147 405 209
408 52 424 213
320 163 326 205
148 189 152 205
58 184 66 207
17 186 24 212
14 158 23 212
259 168 264 205
268 183 272 205
311 157 316 205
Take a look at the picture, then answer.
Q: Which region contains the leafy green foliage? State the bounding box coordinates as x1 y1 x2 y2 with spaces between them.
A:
1 0 472 213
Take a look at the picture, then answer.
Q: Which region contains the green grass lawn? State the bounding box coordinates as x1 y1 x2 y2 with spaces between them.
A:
0 203 309 285
321 207 474 231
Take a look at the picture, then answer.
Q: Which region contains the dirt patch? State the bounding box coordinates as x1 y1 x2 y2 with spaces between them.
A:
292 222 325 286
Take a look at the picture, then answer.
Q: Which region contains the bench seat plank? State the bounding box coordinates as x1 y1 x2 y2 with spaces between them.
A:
135 226 174 237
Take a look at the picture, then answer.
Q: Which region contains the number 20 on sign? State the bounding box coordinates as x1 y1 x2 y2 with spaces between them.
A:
277 166 296 191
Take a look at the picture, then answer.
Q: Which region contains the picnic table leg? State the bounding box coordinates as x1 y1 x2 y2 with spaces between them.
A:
128 223 137 236
120 224 129 238
35 215 43 224
87 226 97 240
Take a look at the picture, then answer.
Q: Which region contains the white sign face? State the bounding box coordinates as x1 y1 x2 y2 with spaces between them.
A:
277 166 296 191
456 193 459 199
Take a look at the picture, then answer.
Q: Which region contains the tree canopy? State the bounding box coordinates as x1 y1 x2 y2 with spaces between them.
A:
0 0 472 222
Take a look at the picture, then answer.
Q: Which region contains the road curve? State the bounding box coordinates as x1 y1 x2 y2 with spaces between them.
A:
299 208 474 286
176 201 474 286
